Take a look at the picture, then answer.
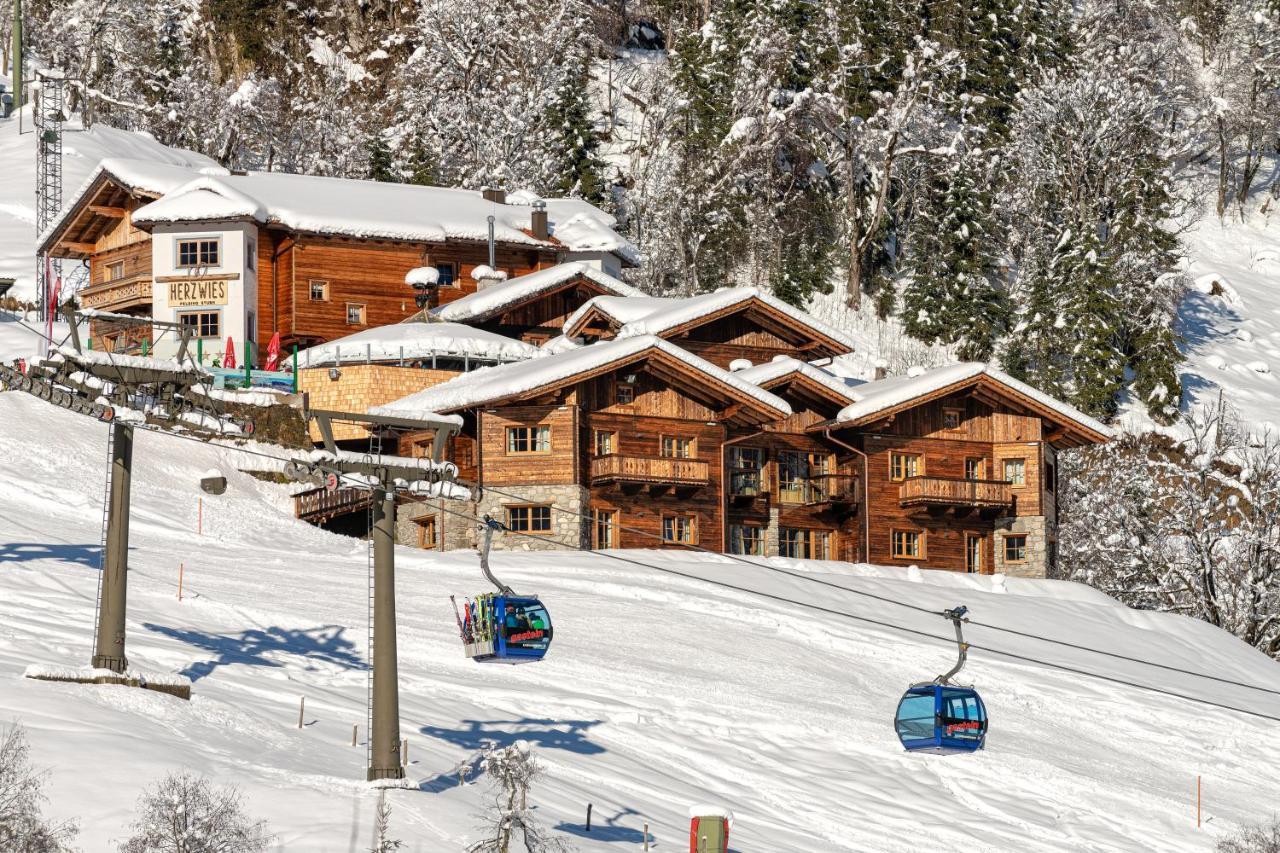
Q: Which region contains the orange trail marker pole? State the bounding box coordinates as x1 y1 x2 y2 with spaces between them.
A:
177 563 184 601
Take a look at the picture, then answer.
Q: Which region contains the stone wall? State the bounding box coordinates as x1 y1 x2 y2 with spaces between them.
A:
394 485 588 552
993 514 1050 578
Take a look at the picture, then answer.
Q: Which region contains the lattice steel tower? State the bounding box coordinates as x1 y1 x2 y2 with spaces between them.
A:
34 68 65 320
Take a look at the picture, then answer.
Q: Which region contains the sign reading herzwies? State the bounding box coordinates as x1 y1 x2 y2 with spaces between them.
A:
168 279 228 307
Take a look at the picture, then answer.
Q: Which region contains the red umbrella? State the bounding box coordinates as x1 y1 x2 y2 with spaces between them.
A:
264 331 282 372
223 336 236 370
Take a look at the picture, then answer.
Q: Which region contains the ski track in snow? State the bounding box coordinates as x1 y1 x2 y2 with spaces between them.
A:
1 393 1279 850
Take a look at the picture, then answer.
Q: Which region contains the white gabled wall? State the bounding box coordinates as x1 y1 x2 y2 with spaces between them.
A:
149 222 259 366
562 250 623 279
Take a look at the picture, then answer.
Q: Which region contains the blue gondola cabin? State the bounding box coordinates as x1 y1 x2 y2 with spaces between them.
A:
461 593 553 664
894 684 988 754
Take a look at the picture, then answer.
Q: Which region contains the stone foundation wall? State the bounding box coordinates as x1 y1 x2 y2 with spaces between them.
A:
476 485 589 551
993 515 1050 578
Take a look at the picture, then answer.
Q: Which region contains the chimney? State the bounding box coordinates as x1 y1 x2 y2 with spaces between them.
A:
481 186 506 205
531 200 548 240
873 360 888 381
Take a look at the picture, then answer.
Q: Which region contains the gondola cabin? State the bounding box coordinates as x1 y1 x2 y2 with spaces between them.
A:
894 684 988 754
461 593 553 664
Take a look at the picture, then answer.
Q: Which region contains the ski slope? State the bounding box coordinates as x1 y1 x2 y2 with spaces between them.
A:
1 392 1279 851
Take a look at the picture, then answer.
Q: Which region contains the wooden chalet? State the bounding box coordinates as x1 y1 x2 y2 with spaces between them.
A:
39 161 636 361
561 288 857 369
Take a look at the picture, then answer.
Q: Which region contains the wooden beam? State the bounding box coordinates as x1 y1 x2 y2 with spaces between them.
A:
61 241 97 255
88 205 127 219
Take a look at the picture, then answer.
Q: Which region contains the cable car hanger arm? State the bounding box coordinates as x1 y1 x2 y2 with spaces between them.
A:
478 515 514 595
935 606 970 686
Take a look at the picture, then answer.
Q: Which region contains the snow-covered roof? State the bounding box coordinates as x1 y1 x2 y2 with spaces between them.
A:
292 322 542 368
734 356 863 403
127 171 637 261
371 335 792 419
565 287 858 354
834 362 1113 441
430 263 643 324
37 158 231 250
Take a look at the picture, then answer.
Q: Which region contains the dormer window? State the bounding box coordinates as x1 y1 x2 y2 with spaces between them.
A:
177 238 219 268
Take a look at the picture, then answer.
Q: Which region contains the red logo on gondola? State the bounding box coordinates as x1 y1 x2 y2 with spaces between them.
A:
945 721 983 734
509 630 545 643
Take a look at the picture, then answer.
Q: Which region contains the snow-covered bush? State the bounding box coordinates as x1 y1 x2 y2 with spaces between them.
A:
118 771 273 853
0 722 79 852
467 741 574 853
1059 404 1280 659
1218 818 1280 853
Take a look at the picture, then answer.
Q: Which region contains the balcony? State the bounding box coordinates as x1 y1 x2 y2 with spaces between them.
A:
777 474 860 508
728 468 767 505
79 274 152 312
591 454 710 488
899 476 1012 509
295 486 371 523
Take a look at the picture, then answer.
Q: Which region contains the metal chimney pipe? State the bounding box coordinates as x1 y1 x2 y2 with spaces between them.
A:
487 215 496 269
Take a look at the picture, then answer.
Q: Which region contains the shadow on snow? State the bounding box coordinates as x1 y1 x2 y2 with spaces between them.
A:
418 718 605 755
556 807 653 844
0 541 102 569
142 622 367 681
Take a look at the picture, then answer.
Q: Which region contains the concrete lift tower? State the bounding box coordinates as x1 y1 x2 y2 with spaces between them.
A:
287 409 466 782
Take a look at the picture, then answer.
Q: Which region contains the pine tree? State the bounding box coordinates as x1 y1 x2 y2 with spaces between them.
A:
546 59 606 203
368 134 395 182
902 154 1008 359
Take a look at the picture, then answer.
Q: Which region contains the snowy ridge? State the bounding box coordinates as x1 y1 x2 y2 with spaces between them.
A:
733 355 864 402
834 362 1114 437
429 263 643 324
371 334 793 417
0 392 1278 849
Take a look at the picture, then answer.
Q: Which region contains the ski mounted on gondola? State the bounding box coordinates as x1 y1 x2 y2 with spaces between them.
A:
451 515 554 665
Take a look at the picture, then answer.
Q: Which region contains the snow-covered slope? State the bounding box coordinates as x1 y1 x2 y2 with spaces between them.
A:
1161 210 1280 434
0 96 218 302
1 391 1279 850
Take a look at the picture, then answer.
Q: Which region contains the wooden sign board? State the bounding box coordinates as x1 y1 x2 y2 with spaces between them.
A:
168 280 229 307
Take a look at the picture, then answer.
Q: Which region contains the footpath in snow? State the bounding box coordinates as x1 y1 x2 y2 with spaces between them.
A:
1 392 1279 850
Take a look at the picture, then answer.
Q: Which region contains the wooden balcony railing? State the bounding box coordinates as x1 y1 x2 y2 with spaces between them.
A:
295 486 371 522
591 454 710 487
79 274 152 311
777 473 860 506
899 476 1012 508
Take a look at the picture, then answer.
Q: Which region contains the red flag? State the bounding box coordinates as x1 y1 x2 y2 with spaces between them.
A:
223 336 236 370
264 331 282 372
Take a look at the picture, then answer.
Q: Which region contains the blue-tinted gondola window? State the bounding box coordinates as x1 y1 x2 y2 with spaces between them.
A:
941 691 985 741
895 694 936 743
503 600 551 652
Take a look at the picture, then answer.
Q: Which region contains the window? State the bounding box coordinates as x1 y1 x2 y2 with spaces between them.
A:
662 514 696 544
176 238 219 267
309 280 330 301
436 262 457 286
615 383 635 405
247 239 256 270
506 505 552 533
177 310 220 338
780 528 831 560
346 303 366 325
730 524 765 556
966 534 984 574
417 517 437 549
246 311 256 342
729 447 764 496
943 408 964 430
891 529 923 560
890 452 923 481
1003 458 1026 486
964 458 984 480
506 425 551 454
661 436 694 459
1045 462 1057 494
778 451 807 503
106 261 125 281
593 430 615 456
1004 534 1028 562
593 509 616 549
